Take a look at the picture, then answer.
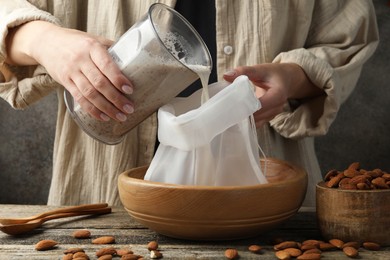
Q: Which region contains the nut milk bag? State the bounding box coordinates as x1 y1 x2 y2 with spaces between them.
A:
144 75 268 186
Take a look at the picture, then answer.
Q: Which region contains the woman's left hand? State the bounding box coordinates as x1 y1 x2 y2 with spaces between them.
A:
223 63 323 128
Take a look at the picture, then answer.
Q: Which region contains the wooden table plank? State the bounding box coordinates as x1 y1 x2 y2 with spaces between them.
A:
0 205 389 259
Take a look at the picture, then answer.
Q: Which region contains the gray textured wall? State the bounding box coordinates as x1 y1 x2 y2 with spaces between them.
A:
1 1 389 205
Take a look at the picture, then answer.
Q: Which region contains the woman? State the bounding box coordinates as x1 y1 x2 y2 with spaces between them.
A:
0 0 379 206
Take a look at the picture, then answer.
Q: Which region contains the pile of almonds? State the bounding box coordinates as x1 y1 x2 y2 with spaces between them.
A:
272 239 381 259
324 162 390 190
223 239 381 259
34 229 163 259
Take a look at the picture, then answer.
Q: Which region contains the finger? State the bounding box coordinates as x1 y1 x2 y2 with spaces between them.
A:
71 70 128 122
223 65 268 82
80 63 134 115
253 105 284 123
65 79 110 122
89 44 133 94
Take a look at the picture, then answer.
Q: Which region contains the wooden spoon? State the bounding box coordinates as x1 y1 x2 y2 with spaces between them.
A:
0 207 111 235
0 203 108 225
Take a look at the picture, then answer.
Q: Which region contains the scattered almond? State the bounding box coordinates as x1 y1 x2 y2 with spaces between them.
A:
274 241 299 250
62 254 73 260
121 254 140 260
96 247 117 257
362 242 381 251
73 251 90 259
342 241 360 250
98 255 113 260
275 250 291 260
224 248 238 259
64 248 85 254
297 253 321 259
283 248 302 257
35 239 58 251
300 243 318 251
147 241 159 251
116 249 134 256
343 246 359 258
92 236 115 244
329 238 344 248
303 248 322 254
319 242 337 251
72 229 91 239
248 244 262 254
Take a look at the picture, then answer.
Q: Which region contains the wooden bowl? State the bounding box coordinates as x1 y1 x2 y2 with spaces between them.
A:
118 158 307 240
316 182 390 245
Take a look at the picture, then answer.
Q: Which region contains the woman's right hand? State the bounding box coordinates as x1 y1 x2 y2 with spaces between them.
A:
6 21 134 122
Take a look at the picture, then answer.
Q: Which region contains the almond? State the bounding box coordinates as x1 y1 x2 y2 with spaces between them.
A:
301 239 320 246
365 170 383 178
343 246 359 258
300 244 318 251
350 175 367 185
297 253 321 259
339 182 357 190
382 173 390 181
72 229 91 239
324 169 338 181
356 182 370 190
343 241 360 249
116 249 134 256
362 242 381 251
275 250 291 260
73 251 90 259
326 172 344 187
303 248 322 254
347 162 360 171
92 236 115 244
274 241 299 250
35 239 58 251
319 242 337 251
329 238 344 248
64 247 85 254
344 168 358 178
98 255 113 260
224 248 238 259
147 241 159 251
372 177 389 189
62 254 73 260
96 247 117 257
248 244 262 254
283 248 302 257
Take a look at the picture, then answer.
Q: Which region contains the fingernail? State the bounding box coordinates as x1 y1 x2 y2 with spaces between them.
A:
123 104 134 114
100 113 110 122
116 112 127 122
122 84 133 94
223 69 236 77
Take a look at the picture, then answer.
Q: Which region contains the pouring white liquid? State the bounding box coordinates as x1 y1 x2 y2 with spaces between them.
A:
187 64 212 104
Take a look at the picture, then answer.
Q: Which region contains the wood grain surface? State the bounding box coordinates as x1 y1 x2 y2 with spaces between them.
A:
0 205 389 259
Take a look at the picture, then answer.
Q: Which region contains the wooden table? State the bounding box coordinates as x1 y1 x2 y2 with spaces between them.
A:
0 205 389 259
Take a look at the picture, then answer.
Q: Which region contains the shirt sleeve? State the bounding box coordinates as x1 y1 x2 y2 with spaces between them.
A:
270 0 379 139
0 0 61 109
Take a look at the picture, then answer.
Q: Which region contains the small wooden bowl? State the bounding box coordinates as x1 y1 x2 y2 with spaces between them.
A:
316 182 390 245
118 158 307 240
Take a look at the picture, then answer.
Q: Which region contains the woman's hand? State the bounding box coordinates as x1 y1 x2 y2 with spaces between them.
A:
223 63 324 128
6 21 134 122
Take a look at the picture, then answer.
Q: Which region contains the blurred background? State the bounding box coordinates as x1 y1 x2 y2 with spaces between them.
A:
1 0 389 205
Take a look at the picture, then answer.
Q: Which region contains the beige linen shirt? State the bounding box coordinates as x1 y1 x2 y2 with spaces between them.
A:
0 0 379 206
